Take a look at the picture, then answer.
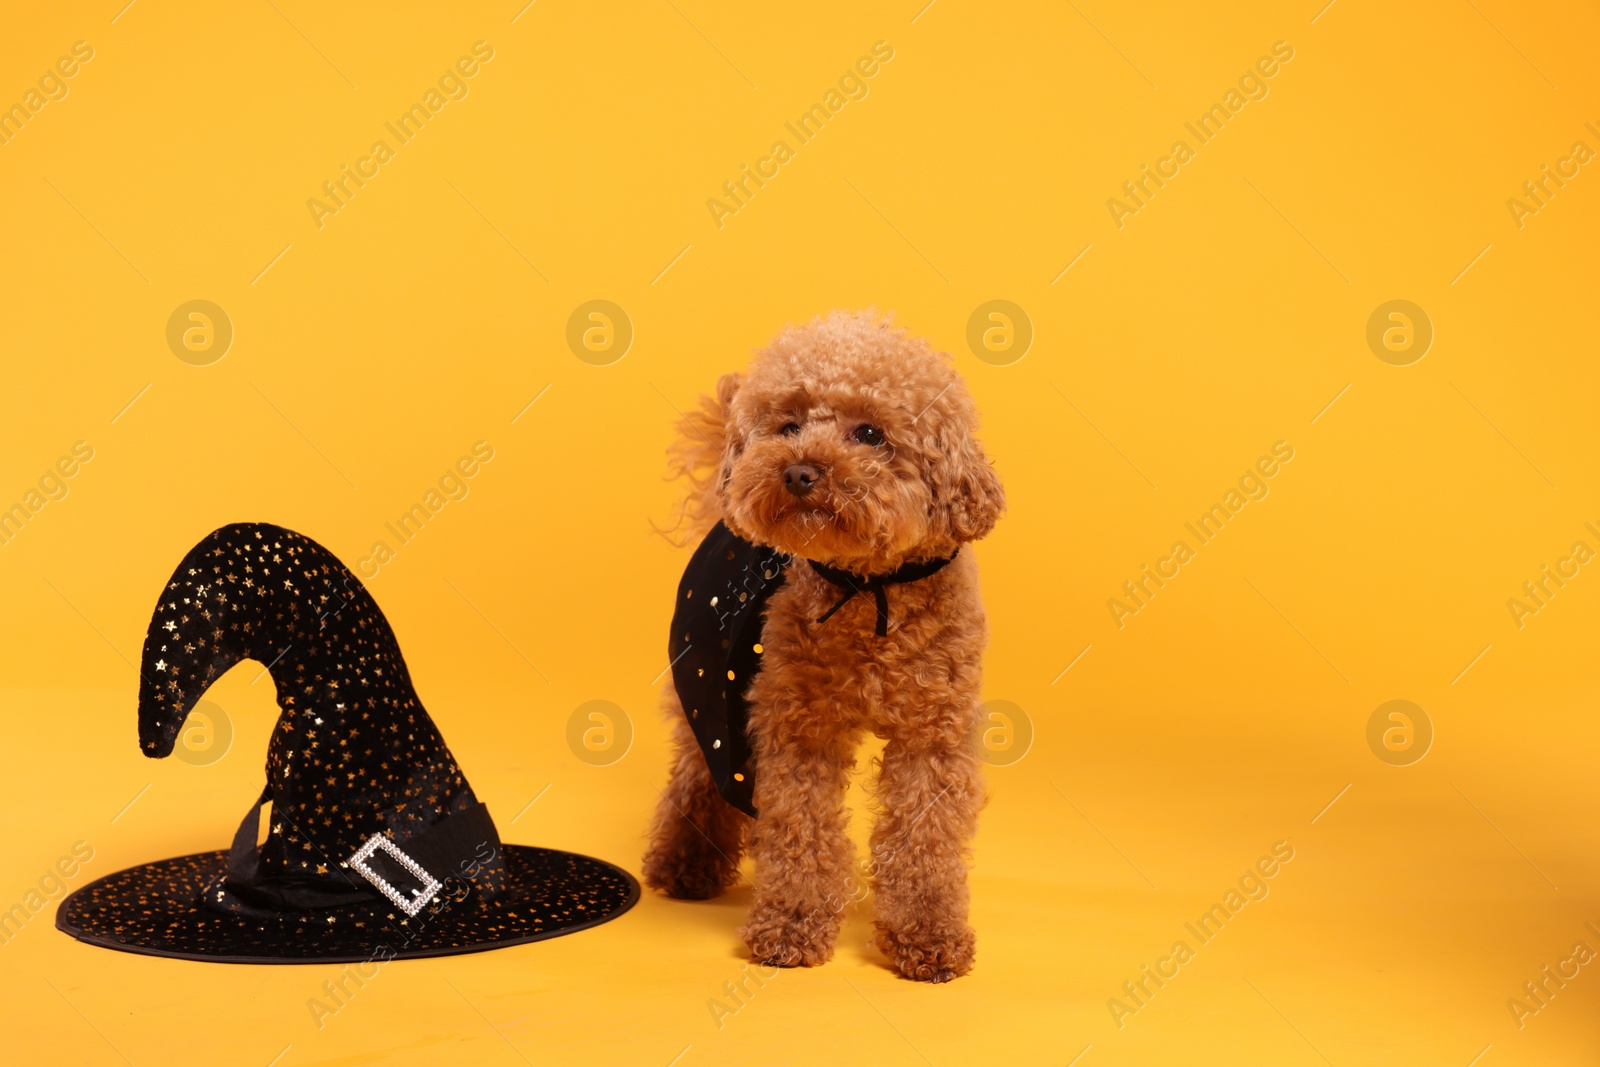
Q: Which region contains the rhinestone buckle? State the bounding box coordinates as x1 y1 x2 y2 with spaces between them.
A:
348 835 442 917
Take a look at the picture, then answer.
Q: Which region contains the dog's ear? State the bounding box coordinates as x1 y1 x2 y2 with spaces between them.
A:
666 372 742 540
714 372 742 442
714 371 742 409
712 371 745 485
929 402 1005 544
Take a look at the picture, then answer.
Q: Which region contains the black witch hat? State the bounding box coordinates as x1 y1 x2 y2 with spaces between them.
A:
57 522 637 963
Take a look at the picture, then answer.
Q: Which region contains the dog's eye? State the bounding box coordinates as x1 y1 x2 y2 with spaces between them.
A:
852 424 886 447
779 422 801 436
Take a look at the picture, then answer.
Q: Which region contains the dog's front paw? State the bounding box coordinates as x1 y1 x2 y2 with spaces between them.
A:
875 923 975 983
740 904 839 968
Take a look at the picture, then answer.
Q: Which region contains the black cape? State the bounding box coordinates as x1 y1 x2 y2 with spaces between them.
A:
669 523 790 816
668 522 957 817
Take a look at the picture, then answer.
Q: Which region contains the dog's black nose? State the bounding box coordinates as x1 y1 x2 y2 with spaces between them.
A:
783 463 819 498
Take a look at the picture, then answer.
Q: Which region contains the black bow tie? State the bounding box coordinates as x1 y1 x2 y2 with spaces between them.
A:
808 551 960 637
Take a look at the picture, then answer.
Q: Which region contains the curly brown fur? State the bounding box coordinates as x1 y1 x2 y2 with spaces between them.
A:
660 372 739 545
641 700 749 899
642 310 1003 982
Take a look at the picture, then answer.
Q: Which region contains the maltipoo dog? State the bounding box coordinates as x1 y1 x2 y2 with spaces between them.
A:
642 310 1004 982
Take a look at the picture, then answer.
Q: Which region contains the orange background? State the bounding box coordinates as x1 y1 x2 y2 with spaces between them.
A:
1 1 1598 1063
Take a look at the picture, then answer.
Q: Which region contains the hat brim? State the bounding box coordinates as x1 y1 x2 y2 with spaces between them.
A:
56 844 639 964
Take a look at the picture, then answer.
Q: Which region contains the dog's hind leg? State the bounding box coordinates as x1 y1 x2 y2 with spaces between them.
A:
642 693 749 899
